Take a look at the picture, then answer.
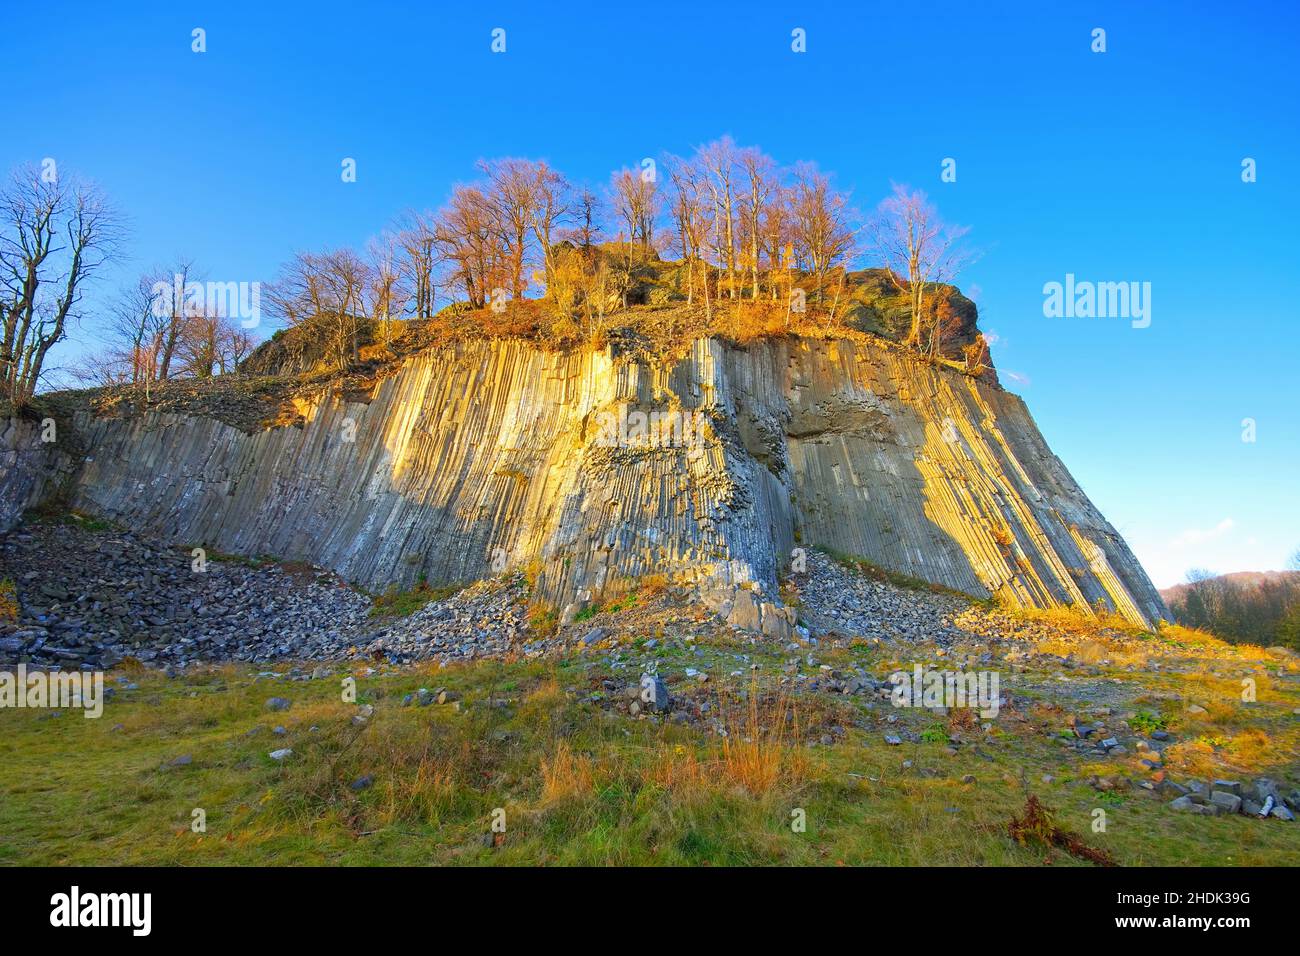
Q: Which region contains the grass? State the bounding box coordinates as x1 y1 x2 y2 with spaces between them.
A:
2 645 1297 867
0 578 17 621
368 579 463 618
203 550 282 570
1130 710 1168 736
23 504 120 534
572 605 599 624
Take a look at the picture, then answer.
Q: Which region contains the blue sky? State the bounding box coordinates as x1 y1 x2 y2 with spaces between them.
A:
3 1 1296 587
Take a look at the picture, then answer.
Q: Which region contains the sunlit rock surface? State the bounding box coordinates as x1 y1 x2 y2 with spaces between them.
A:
48 337 1165 627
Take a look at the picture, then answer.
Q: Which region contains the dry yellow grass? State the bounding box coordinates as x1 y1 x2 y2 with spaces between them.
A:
539 740 595 803
992 602 1147 638
0 578 18 622
716 680 807 795
646 746 706 791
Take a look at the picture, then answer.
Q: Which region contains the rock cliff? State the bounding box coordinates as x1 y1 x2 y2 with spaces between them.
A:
5 336 1168 628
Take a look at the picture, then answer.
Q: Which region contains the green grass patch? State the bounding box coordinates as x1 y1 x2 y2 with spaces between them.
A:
572 604 600 624
369 579 462 618
23 504 120 533
1 655 1296 867
1129 710 1168 736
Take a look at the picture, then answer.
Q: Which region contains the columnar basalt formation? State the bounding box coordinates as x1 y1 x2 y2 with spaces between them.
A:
10 336 1166 628
0 417 72 530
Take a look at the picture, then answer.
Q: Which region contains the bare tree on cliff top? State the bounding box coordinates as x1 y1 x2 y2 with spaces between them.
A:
0 165 122 407
867 183 973 349
610 167 657 265
431 184 501 310
697 136 739 299
393 210 439 320
266 249 371 371
479 158 537 301
738 146 777 301
788 163 859 308
525 161 572 292
664 154 713 315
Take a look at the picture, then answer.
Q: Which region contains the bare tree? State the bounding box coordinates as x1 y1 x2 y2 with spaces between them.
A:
738 147 776 300
697 137 740 299
393 210 439 319
152 259 199 380
94 263 259 389
665 155 713 314
432 184 501 309
867 183 973 348
761 181 793 303
103 272 168 388
609 167 657 266
479 158 536 300
367 235 404 348
0 166 122 406
266 249 372 371
567 187 604 254
788 163 858 305
525 161 571 292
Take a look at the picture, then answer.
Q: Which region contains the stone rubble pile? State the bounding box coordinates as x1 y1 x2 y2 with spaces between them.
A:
0 522 553 668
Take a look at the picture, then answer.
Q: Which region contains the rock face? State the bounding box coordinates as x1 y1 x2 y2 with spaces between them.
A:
13 336 1166 626
0 416 72 530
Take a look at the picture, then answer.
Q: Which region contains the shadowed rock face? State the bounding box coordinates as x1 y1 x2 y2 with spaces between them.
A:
40 336 1165 627
1 416 73 530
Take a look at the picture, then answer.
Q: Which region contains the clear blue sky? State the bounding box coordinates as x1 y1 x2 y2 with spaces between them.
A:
3 0 1297 587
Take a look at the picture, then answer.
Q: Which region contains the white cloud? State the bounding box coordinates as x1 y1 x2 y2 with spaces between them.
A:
1169 518 1235 549
1131 517 1251 588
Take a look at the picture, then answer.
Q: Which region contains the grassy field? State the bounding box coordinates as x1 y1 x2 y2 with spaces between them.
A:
3 625 1298 866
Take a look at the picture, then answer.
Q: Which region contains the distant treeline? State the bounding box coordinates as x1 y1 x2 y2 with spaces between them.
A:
1165 570 1300 650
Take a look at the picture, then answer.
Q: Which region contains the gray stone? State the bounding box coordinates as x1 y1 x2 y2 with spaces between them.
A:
1169 796 1213 815
268 748 293 761
1209 791 1242 814
638 673 669 712
1254 778 1280 801
266 697 292 711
